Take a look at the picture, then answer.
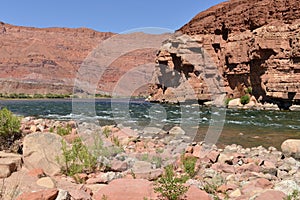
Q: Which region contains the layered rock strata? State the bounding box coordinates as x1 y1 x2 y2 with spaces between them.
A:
149 0 300 108
0 22 169 96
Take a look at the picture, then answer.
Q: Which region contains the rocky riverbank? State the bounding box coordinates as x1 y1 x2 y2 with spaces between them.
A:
226 96 300 111
0 117 300 200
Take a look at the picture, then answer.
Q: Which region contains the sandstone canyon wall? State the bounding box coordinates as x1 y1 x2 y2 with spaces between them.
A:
149 0 300 108
0 22 113 95
0 22 168 96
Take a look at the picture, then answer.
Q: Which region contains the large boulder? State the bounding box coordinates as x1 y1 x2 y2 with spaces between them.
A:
228 98 243 109
168 126 185 135
16 189 59 200
93 179 157 200
23 133 63 176
281 139 300 159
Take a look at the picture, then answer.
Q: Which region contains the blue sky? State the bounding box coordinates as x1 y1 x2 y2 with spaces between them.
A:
0 0 225 33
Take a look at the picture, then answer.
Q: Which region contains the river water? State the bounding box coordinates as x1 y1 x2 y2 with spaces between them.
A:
1 99 299 149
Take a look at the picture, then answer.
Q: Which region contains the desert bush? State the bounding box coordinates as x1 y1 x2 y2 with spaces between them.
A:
154 165 189 200
8 93 18 99
57 124 72 136
59 138 97 176
224 98 233 106
45 93 67 99
244 86 253 95
285 190 300 200
102 127 111 138
111 135 121 147
0 108 21 140
59 132 124 176
141 154 163 169
91 134 123 160
33 94 45 99
240 95 250 105
181 155 197 178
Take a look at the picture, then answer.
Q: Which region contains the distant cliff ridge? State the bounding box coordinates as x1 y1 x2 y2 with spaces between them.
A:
0 22 169 97
149 0 300 108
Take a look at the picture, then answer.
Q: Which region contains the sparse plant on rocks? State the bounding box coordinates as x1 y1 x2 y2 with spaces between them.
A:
181 155 197 178
240 95 250 105
156 148 164 154
111 135 121 147
102 127 111 138
58 138 97 176
151 156 163 168
91 134 123 161
225 98 233 106
203 182 219 196
130 169 136 179
154 165 189 200
141 153 149 161
57 124 72 136
141 154 163 168
245 86 253 95
101 195 109 200
202 175 225 200
49 127 54 133
284 190 300 200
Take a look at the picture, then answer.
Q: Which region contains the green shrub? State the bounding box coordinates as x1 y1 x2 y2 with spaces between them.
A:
154 165 189 200
102 127 111 138
59 138 97 176
181 155 197 178
45 93 66 99
240 95 250 105
202 175 225 199
101 195 108 200
59 132 124 176
245 87 253 95
151 156 163 169
111 135 121 147
33 94 45 99
225 98 233 106
91 134 123 166
203 182 219 195
57 124 72 136
49 127 54 133
0 108 20 139
141 153 149 161
284 190 300 200
140 154 163 169
9 94 18 99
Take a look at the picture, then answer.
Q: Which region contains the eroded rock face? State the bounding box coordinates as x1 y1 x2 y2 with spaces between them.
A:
0 23 169 96
149 0 300 107
0 24 113 95
22 133 63 176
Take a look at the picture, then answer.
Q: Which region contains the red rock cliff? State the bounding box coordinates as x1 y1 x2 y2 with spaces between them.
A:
0 22 169 96
149 0 300 108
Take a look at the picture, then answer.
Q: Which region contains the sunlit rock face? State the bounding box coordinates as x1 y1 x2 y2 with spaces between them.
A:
149 0 300 108
0 22 170 97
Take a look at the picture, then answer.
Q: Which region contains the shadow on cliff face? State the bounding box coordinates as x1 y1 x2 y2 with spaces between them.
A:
249 60 267 102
